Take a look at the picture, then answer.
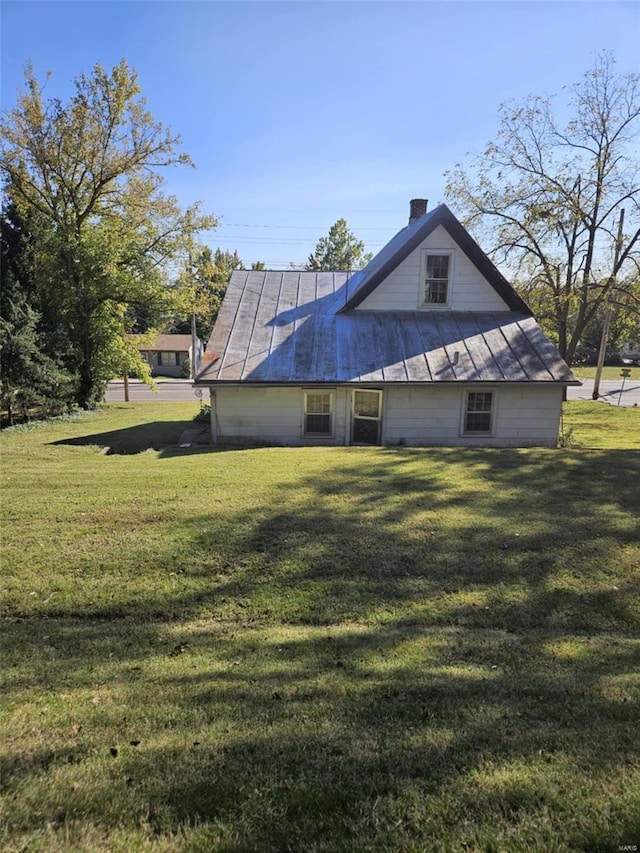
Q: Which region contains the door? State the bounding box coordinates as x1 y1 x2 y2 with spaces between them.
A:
351 390 383 445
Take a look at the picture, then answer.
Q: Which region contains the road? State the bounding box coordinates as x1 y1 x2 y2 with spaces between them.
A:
104 379 205 403
568 378 640 407
105 378 640 407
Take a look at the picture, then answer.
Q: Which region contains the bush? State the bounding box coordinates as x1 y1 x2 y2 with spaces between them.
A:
192 403 211 424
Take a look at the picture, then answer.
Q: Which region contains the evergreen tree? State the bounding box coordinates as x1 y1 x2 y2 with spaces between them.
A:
0 270 74 425
306 219 372 271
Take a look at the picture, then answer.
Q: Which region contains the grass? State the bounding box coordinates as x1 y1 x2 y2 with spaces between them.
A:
1 401 639 852
572 365 639 380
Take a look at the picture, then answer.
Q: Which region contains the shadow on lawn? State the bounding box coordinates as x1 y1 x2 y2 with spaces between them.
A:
3 446 640 849
50 421 197 454
3 617 639 849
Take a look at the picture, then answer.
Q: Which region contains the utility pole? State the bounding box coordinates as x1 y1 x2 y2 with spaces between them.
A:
122 319 130 402
191 312 198 380
593 208 625 400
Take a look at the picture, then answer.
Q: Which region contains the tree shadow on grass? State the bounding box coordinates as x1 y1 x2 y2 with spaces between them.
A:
50 421 197 454
3 617 638 850
3 445 639 849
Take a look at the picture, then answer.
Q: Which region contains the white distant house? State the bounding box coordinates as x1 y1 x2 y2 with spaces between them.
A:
194 201 579 447
135 334 203 378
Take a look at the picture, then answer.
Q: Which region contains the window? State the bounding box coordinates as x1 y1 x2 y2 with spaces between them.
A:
423 253 451 305
304 391 333 436
158 352 179 366
464 392 493 433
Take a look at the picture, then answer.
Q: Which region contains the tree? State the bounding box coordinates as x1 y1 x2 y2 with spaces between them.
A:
1 202 76 422
445 53 640 365
306 219 373 271
576 273 640 362
174 247 253 341
0 61 215 407
0 270 75 425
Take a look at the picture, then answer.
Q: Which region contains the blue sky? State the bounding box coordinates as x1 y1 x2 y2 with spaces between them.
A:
1 0 638 267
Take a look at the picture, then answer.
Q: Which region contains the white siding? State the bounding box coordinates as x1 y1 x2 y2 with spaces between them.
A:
381 385 562 448
357 226 510 312
210 383 563 448
211 386 350 446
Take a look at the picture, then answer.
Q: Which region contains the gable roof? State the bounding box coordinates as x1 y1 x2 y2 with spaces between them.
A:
132 334 196 352
195 270 578 385
195 202 578 387
340 204 532 315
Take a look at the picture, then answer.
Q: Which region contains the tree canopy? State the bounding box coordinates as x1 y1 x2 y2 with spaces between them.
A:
445 52 640 364
171 248 264 342
306 219 372 271
0 61 215 408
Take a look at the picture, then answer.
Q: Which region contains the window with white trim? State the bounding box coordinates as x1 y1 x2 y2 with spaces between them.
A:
422 252 452 306
464 392 494 433
304 391 333 436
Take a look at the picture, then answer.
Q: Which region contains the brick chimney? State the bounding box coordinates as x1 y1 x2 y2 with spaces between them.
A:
409 198 428 223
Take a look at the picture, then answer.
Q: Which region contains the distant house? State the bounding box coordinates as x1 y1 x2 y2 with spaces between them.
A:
194 201 579 447
136 334 203 378
620 339 640 366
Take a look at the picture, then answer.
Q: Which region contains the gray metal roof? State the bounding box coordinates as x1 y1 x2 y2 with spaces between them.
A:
195 270 578 385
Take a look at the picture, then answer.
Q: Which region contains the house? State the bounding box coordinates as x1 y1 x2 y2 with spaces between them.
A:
620 339 640 366
194 200 579 447
136 334 203 378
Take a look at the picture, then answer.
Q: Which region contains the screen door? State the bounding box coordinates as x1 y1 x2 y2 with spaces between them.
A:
351 390 382 445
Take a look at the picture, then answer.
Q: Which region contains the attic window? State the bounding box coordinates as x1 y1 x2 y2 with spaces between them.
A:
423 253 451 305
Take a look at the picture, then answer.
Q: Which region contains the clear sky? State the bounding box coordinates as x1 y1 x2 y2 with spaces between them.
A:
1 0 638 267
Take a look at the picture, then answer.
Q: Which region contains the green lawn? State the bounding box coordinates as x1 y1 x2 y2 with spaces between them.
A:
1 402 639 852
572 365 639 380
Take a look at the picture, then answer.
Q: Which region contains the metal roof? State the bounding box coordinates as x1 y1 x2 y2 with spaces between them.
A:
195 270 578 385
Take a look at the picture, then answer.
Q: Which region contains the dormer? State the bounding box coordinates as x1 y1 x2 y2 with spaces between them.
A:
340 202 531 315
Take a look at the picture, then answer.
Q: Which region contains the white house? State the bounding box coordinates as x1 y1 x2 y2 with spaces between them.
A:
194 201 579 447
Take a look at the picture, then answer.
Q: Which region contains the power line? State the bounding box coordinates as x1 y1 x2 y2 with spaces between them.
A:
212 236 387 247
217 223 393 231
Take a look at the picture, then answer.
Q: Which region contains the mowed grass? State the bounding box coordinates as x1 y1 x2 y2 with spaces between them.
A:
1 401 639 852
573 365 639 380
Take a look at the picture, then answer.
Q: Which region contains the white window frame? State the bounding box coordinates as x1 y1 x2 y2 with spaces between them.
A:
303 390 335 437
420 250 454 308
460 389 496 436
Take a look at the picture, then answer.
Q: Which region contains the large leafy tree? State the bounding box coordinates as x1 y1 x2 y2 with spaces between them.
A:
445 53 640 364
0 61 215 407
577 273 640 361
306 218 372 271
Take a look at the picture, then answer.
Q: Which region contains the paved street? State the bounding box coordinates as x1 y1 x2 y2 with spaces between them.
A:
570 378 640 408
105 377 640 407
104 379 205 403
